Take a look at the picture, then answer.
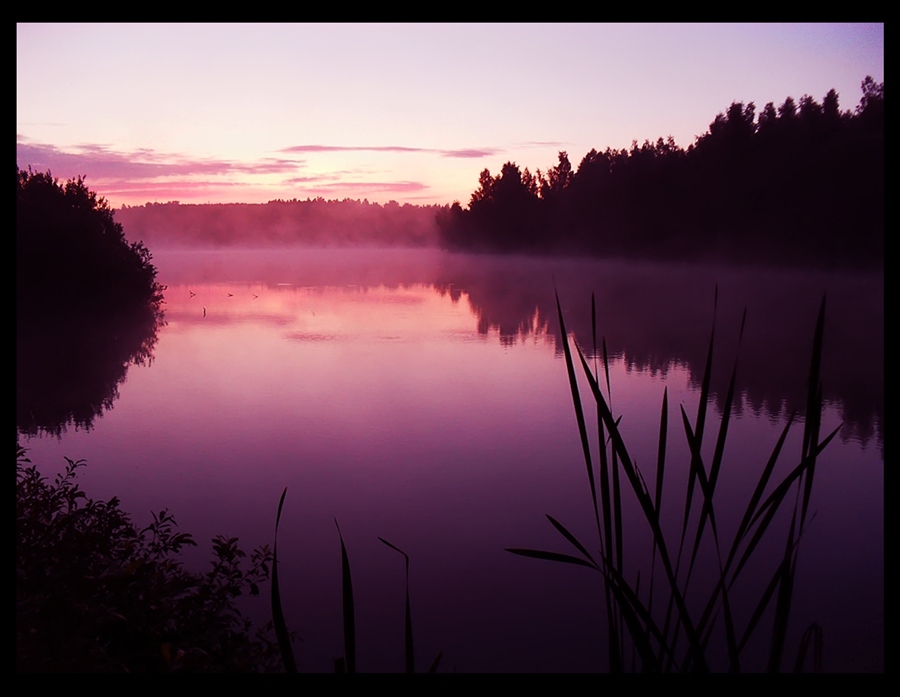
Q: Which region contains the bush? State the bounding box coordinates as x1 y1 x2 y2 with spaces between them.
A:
16 446 279 672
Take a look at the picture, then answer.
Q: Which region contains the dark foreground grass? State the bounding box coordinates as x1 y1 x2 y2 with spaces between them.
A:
506 289 835 672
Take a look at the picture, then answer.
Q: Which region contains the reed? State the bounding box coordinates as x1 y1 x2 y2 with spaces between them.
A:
271 487 296 672
507 290 837 673
270 492 442 673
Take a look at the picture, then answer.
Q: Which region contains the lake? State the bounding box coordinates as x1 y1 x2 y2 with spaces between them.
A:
17 247 883 672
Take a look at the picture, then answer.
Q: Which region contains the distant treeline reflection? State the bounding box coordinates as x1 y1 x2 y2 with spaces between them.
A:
430 254 883 456
437 78 883 268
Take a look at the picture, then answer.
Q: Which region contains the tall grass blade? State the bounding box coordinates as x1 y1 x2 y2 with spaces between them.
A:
662 290 719 671
555 291 600 541
767 511 799 673
727 413 795 570
737 555 787 654
591 293 598 377
705 310 747 521
594 551 673 672
648 387 667 662
591 295 622 672
611 438 624 579
638 387 669 665
679 286 718 556
799 295 827 528
378 537 415 673
769 298 828 674
601 336 611 406
335 519 356 673
678 406 715 583
506 547 599 570
696 284 718 446
654 387 668 522
779 302 827 677
794 622 823 673
545 514 599 568
427 651 443 673
688 344 742 572
719 555 740 672
691 414 798 649
271 487 297 673
744 425 841 534
728 424 839 592
659 405 713 669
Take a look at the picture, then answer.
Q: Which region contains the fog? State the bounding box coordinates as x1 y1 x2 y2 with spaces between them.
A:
116 198 444 249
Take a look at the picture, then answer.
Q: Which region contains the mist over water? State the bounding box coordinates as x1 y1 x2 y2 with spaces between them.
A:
18 247 883 672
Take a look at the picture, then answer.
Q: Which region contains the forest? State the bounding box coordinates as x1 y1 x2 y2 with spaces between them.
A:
436 77 884 268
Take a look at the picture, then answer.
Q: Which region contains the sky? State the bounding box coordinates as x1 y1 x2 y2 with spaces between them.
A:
17 23 884 209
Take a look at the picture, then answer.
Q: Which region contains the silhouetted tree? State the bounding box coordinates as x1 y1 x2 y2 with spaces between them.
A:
17 167 164 322
778 96 797 121
857 75 884 116
540 151 573 200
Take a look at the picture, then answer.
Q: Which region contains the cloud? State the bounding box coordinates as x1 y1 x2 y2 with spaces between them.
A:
281 145 429 154
440 148 502 158
292 180 429 195
16 137 445 204
16 138 305 181
281 144 502 159
285 173 348 185
97 179 250 203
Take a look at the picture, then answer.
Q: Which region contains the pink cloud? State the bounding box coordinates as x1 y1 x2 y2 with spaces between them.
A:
292 181 429 195
16 138 304 181
441 148 500 158
16 137 447 205
282 145 429 154
281 144 502 158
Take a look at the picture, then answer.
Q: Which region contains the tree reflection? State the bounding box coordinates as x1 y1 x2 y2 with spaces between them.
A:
16 303 164 437
433 254 883 456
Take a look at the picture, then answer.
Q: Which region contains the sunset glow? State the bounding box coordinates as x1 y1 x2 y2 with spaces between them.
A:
17 23 884 208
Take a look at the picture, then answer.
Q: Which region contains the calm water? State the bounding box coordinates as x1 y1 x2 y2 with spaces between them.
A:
18 247 883 672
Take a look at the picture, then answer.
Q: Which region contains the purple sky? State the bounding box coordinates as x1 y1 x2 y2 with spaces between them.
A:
17 23 884 208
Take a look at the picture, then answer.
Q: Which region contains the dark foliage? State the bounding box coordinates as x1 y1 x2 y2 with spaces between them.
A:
16 167 165 323
16 446 279 672
16 307 162 437
437 78 884 268
16 167 166 435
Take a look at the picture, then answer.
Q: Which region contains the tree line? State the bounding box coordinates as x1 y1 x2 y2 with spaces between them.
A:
436 77 884 268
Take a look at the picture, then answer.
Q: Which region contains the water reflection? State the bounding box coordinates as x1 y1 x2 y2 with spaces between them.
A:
17 248 882 672
436 255 883 456
157 248 883 455
16 303 164 436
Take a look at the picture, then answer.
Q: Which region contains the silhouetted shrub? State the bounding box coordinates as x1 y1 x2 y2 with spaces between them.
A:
16 446 279 672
